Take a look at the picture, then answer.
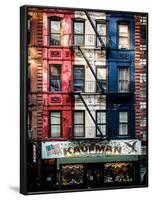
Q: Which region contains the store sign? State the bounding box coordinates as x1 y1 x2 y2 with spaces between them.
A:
41 140 141 159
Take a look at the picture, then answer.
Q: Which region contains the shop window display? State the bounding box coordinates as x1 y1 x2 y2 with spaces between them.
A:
104 162 134 185
61 165 84 187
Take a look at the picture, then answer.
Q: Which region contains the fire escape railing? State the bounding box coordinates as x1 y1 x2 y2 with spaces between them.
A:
78 93 104 138
77 46 105 94
85 11 106 49
70 12 110 139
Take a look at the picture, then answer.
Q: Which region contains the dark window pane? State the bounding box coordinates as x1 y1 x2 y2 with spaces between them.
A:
74 68 84 79
74 66 84 91
50 65 61 91
50 80 61 91
50 34 61 45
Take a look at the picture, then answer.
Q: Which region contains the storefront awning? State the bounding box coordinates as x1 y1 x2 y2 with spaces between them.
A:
57 155 139 169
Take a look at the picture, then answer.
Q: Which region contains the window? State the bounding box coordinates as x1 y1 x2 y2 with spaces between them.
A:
118 68 130 92
140 117 146 127
140 59 146 68
140 88 146 97
28 111 32 131
50 111 61 137
104 163 134 184
140 102 146 112
140 26 146 40
27 111 32 140
96 21 106 47
28 16 32 44
96 111 106 137
73 20 85 45
50 18 61 45
28 64 31 91
119 112 128 135
61 165 84 186
139 16 147 25
140 44 146 51
141 130 147 141
49 64 61 91
140 74 146 83
74 111 85 137
73 65 84 91
118 24 130 49
96 66 107 92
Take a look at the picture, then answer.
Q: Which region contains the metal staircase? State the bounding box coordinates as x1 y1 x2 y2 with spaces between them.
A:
85 11 106 49
71 11 108 140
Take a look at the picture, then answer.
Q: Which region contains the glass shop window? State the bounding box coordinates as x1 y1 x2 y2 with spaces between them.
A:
50 18 61 46
74 111 85 138
118 68 130 92
119 112 128 136
50 111 61 137
96 111 106 137
73 20 85 45
73 65 84 92
96 66 107 92
49 64 61 91
118 24 130 49
104 162 134 184
61 165 84 186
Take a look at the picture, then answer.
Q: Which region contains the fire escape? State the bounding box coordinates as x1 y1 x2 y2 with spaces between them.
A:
71 11 108 140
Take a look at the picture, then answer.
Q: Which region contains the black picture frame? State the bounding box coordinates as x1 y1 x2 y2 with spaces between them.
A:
20 5 148 195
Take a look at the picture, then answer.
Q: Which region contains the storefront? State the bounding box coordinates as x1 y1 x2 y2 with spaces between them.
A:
41 139 141 189
41 159 57 190
57 157 139 189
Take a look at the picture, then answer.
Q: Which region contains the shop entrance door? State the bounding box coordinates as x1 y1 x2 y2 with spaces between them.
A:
85 164 104 188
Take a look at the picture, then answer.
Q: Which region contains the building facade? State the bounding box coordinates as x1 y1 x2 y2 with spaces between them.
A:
27 7 147 192
134 14 148 185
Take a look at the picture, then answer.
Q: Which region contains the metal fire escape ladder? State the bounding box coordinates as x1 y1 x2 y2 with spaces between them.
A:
77 93 104 139
85 11 105 49
78 46 104 94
